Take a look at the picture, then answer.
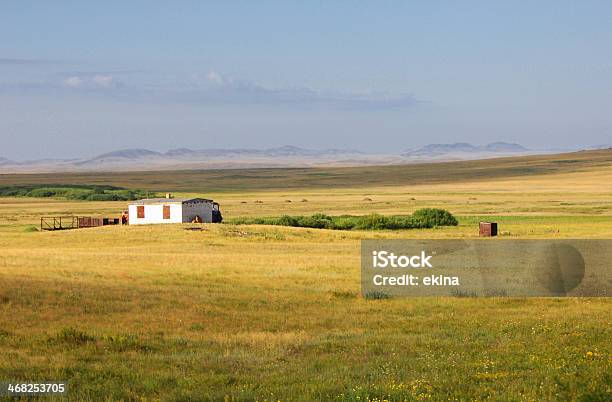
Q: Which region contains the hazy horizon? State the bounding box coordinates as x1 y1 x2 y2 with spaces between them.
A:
2 1 611 160
1 141 599 165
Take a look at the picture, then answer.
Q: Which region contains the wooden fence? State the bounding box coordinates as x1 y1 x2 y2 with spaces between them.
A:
40 216 120 231
40 216 79 231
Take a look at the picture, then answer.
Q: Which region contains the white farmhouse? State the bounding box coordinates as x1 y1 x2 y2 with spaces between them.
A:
127 195 222 225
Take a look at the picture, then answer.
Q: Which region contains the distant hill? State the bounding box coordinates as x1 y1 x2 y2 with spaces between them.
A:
164 145 363 158
405 143 478 156
585 144 612 150
483 142 528 152
0 142 546 173
402 142 530 159
77 149 163 165
76 145 364 165
0 146 373 172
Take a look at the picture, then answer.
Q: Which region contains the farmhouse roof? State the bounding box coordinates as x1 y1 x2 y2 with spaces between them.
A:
128 197 213 205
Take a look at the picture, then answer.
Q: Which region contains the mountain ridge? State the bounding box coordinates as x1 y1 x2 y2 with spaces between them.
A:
78 145 366 161
0 142 553 173
402 142 528 157
0 157 12 166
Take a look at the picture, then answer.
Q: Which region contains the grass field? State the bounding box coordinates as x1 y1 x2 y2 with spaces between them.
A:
0 150 611 401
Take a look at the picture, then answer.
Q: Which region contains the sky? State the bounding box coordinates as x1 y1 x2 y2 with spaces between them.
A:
1 1 611 160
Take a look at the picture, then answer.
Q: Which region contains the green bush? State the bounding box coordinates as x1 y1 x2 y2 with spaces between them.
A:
331 217 357 230
384 215 421 230
0 185 154 201
27 188 56 197
296 213 334 229
277 215 299 227
86 193 121 201
353 214 389 230
228 209 457 231
411 208 458 227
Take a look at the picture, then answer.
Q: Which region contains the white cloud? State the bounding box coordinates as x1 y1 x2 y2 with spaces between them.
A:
206 71 224 85
63 76 83 87
61 74 117 89
92 75 114 88
54 70 416 110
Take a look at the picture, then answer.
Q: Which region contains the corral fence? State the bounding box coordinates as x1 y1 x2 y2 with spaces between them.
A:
40 216 120 231
40 216 78 231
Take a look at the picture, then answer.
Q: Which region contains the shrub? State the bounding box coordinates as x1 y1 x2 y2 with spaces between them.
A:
86 193 121 201
0 185 154 201
27 188 55 197
227 209 457 231
277 215 299 227
352 214 420 230
353 214 389 230
411 208 458 227
331 217 357 230
296 213 334 229
383 215 419 230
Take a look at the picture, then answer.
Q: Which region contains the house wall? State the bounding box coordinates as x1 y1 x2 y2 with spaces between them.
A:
181 201 214 223
128 203 183 225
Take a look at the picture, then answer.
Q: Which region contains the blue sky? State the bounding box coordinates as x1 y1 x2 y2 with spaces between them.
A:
1 1 611 159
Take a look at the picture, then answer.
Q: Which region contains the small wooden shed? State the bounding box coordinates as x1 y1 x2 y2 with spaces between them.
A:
479 221 498 237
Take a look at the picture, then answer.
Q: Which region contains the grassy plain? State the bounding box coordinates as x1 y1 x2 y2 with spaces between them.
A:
0 150 611 400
